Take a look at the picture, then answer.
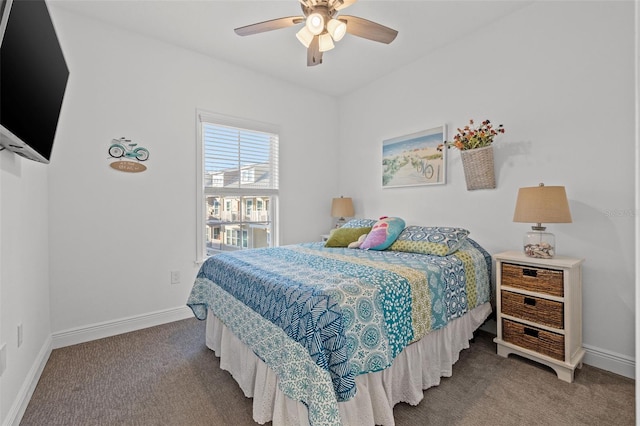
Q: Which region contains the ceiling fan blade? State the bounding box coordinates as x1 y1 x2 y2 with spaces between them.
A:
234 16 304 36
307 36 323 66
340 15 398 44
331 0 358 11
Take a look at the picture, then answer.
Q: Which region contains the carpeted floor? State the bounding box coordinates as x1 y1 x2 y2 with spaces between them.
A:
21 318 635 425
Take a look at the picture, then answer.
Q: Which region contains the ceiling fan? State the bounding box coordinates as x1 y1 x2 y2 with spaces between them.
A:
234 0 398 67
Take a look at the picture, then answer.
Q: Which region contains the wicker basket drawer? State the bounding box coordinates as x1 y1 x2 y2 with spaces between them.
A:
501 290 564 329
502 319 565 361
502 263 564 297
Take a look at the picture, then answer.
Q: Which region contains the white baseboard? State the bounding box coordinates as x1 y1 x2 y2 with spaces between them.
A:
3 336 52 426
29 307 640 383
583 343 635 379
479 319 634 379
52 306 194 349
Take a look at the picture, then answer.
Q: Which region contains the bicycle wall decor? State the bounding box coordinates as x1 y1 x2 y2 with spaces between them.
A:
108 137 149 173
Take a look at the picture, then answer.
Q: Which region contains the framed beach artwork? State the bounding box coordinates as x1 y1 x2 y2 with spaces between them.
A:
382 125 447 188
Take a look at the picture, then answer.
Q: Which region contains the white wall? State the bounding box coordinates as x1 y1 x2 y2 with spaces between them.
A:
337 1 635 376
45 9 339 336
0 154 52 424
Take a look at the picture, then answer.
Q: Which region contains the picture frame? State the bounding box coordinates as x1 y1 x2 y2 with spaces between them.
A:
382 125 447 188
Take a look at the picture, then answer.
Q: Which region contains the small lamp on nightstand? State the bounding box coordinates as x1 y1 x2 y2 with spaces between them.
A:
331 196 354 228
513 183 572 258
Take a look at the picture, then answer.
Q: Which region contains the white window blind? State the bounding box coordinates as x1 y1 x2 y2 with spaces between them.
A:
196 111 279 262
202 123 279 192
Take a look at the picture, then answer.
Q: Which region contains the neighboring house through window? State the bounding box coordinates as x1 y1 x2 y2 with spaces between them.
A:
196 110 279 261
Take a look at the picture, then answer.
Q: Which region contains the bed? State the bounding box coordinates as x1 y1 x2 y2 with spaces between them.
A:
187 220 492 426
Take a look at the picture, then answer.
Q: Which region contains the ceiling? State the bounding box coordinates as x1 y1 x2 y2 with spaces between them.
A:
51 0 533 97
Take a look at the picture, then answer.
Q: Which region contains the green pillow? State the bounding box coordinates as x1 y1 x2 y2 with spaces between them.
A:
324 227 371 248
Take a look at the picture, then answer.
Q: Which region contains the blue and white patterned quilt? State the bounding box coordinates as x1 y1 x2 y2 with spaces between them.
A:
187 238 491 426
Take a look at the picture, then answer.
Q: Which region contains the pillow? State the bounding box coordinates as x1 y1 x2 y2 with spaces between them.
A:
359 217 405 250
340 218 378 229
324 227 372 248
389 226 470 256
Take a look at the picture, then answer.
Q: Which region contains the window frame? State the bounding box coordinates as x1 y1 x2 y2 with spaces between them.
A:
196 110 280 263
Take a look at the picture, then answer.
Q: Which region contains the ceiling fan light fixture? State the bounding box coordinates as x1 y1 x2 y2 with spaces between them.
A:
296 26 314 48
306 12 325 35
318 33 335 52
235 0 397 67
327 18 346 41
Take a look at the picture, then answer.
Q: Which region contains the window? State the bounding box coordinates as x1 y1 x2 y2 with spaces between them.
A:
212 199 220 216
196 111 279 261
241 168 255 184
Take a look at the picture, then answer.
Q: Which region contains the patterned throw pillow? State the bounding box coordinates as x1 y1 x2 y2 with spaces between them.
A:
389 226 470 256
340 218 378 229
359 217 406 250
324 227 371 248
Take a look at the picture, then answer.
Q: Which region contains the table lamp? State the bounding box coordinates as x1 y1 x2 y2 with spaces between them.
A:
513 183 572 258
331 196 354 228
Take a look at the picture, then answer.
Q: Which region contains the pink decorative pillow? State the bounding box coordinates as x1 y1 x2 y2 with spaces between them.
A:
359 217 405 250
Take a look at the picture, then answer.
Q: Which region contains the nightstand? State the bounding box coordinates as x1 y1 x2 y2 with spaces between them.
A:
493 251 585 382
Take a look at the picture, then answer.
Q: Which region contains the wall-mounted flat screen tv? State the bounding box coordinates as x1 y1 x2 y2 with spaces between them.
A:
0 0 69 164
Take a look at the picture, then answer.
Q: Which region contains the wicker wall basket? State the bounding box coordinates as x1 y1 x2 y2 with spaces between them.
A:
460 145 496 190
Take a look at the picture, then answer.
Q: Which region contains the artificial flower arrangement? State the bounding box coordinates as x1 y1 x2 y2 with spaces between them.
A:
438 119 505 151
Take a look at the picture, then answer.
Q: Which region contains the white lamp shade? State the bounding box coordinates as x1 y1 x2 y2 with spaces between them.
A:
327 19 346 41
296 26 314 48
318 33 335 52
306 13 325 35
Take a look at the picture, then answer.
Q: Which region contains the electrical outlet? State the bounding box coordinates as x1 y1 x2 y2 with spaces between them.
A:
17 323 23 347
170 270 180 285
0 343 6 377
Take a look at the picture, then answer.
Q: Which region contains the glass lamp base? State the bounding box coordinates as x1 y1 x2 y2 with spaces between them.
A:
524 231 555 258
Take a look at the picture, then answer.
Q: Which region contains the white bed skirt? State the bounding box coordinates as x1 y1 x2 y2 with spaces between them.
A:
205 302 492 426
